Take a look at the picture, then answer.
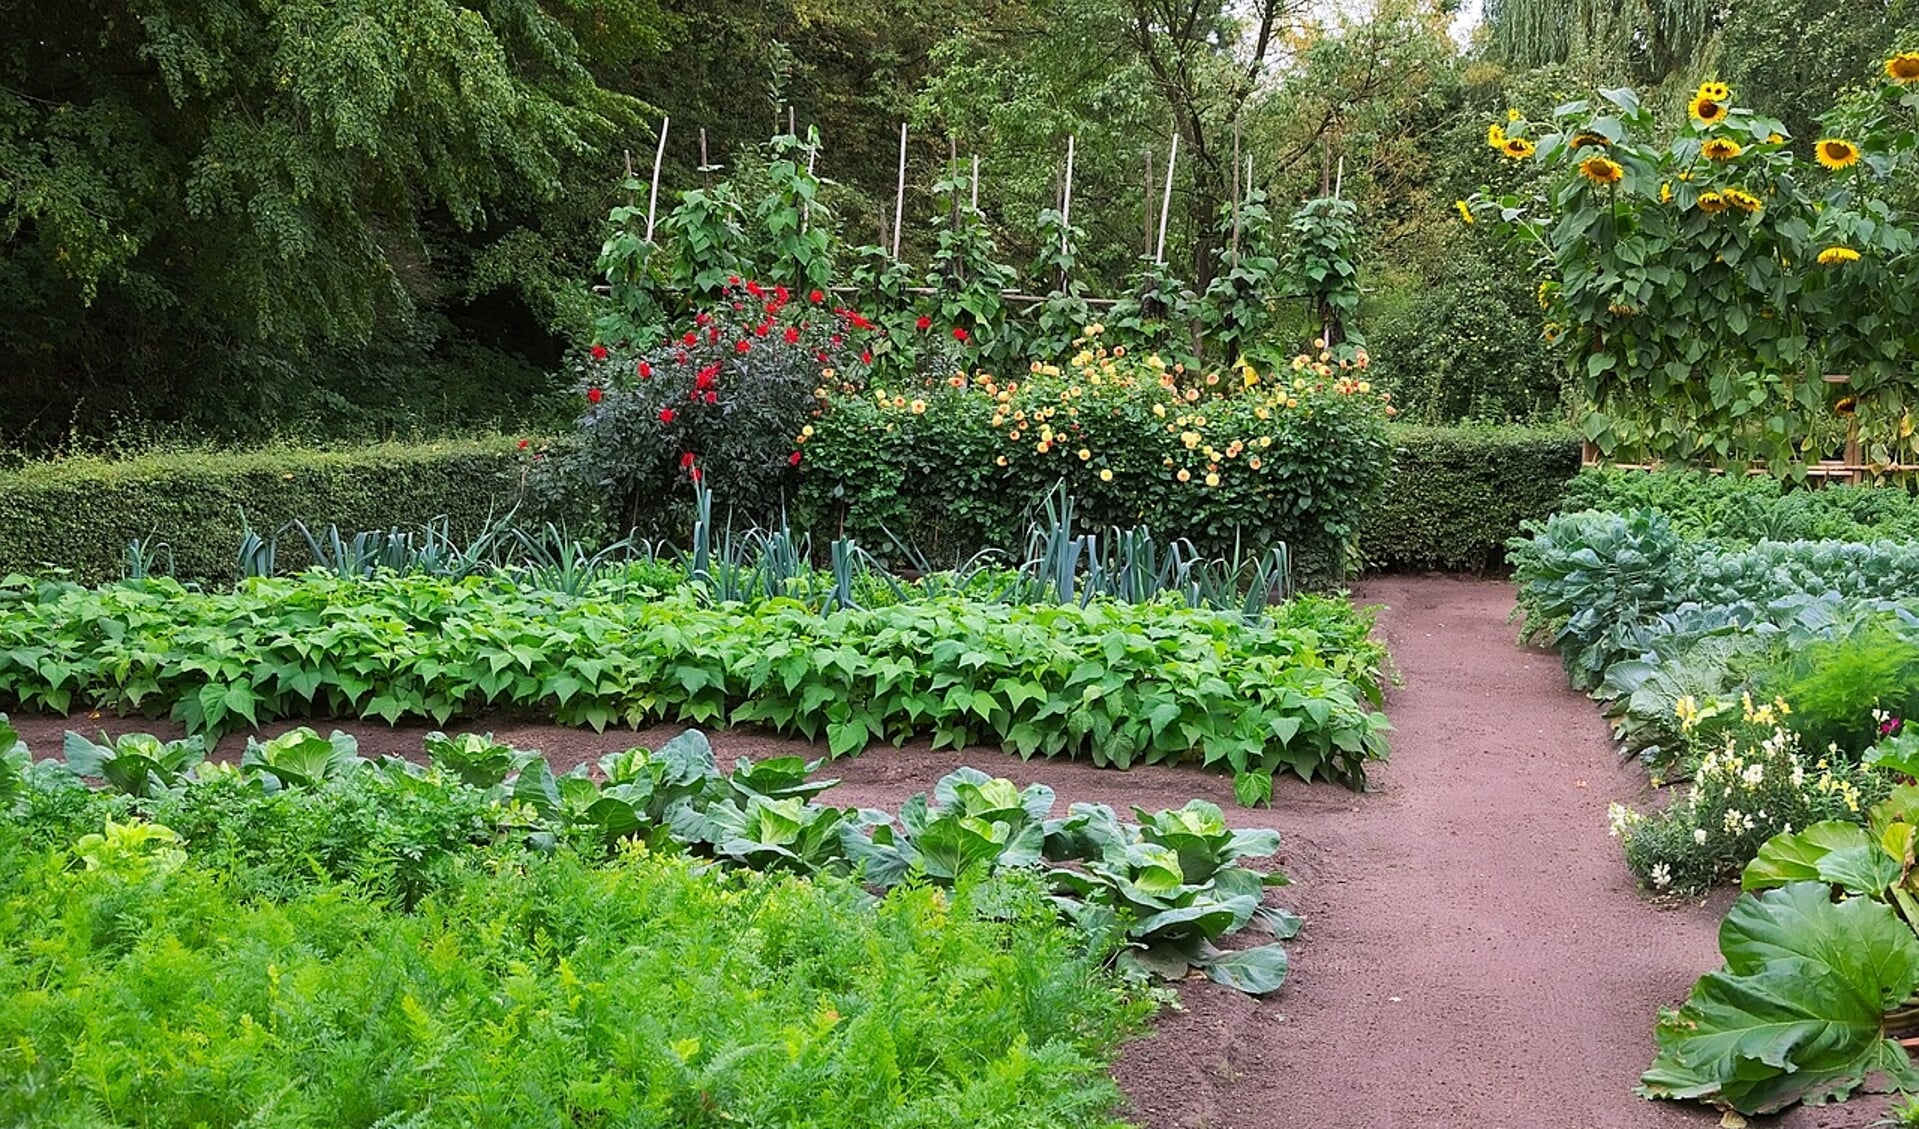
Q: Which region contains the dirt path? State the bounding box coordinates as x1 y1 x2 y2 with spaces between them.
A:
2 576 1882 1126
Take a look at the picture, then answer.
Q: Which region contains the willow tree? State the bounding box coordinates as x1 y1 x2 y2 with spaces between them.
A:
1484 0 1717 85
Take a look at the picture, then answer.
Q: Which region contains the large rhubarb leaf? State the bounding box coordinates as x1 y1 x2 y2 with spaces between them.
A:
1641 881 1919 1114
1742 821 1901 897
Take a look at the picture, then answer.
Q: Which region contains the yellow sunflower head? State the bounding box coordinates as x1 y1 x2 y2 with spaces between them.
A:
1507 107 1522 122
1817 245 1862 266
1836 395 1857 416
1689 95 1729 125
1701 137 1743 161
1724 188 1763 214
1816 138 1861 169
1502 137 1537 160
1697 81 1731 102
1578 154 1625 185
1455 200 1475 224
1569 132 1610 149
1696 190 1729 214
1536 280 1554 309
1888 52 1919 83
1488 123 1507 149
1766 132 1785 144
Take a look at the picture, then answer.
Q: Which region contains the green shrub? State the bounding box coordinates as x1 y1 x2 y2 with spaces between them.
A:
796 338 1394 584
0 440 553 584
1359 425 1582 572
0 823 1147 1129
1364 247 1566 424
0 573 1392 791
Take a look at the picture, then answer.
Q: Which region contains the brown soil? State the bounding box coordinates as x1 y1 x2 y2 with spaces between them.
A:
2 576 1885 1127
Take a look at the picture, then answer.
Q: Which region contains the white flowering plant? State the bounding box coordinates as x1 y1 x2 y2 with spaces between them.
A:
1609 696 1892 894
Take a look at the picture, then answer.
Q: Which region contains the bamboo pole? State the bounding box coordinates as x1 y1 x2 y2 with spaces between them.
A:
645 117 669 242
1230 117 1241 257
892 123 907 259
699 127 710 189
1156 134 1178 265
1061 134 1076 251
970 154 979 211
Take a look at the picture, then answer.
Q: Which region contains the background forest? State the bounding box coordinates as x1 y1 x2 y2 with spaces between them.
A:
2 0 1914 451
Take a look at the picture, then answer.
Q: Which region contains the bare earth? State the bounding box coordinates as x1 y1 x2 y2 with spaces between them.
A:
4 575 1886 1127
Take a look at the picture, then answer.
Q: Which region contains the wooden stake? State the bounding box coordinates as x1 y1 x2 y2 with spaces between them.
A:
787 104 796 137
699 127 710 189
801 135 817 233
892 123 908 259
1334 155 1345 200
645 117 669 242
1060 134 1076 256
1230 116 1242 257
970 154 980 211
1156 134 1178 265
949 136 960 232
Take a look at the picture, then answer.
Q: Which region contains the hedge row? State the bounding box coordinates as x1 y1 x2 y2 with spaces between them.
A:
0 428 1584 584
1357 426 1583 573
0 440 540 584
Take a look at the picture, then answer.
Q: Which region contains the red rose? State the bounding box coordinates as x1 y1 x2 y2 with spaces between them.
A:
695 368 716 391
680 451 696 469
735 340 751 354
754 322 770 338
916 316 931 331
784 326 801 344
658 408 675 423
586 386 604 404
788 450 802 466
952 327 970 342
746 280 764 298
638 361 652 378
775 285 790 305
589 344 609 361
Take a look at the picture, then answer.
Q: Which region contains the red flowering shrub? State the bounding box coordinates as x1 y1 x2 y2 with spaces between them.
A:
564 280 880 530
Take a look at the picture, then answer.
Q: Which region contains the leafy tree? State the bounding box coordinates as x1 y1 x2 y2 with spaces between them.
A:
0 0 668 444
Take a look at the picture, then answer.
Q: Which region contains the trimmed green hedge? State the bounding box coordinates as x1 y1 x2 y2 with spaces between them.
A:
1359 426 1583 573
0 427 1582 584
0 440 538 584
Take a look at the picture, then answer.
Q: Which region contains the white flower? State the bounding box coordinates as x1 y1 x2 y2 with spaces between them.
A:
1650 862 1673 889
1742 762 1766 788
1694 828 1708 845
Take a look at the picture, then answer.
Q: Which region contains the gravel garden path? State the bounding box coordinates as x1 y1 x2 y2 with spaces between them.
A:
2 576 1883 1126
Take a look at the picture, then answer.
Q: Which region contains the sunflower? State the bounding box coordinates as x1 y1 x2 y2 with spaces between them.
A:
1816 138 1861 169
1455 200 1475 224
1696 81 1731 102
1507 107 1522 122
1766 132 1785 144
1836 396 1857 416
1502 137 1536 160
1689 95 1728 125
1817 245 1861 265
1578 154 1625 185
1888 52 1919 83
1488 123 1507 149
1541 322 1565 344
1536 281 1554 309
1569 131 1610 149
1696 190 1729 214
1701 137 1743 160
1723 188 1763 214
